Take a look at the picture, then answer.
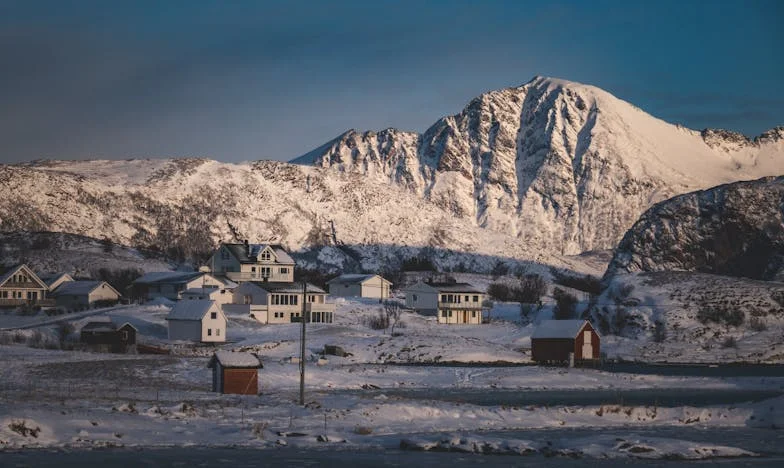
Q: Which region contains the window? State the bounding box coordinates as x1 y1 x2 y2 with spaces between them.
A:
412 294 417 301
471 311 476 318
280 267 289 274
465 295 469 302
207 329 212 336
448 311 453 317
440 294 447 302
260 250 271 261
441 310 447 317
290 295 298 306
216 329 221 336
121 331 129 340
251 266 257 273
473 295 479 302
210 312 217 319
261 267 271 278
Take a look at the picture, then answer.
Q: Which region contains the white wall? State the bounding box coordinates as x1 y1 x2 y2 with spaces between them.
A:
201 308 226 342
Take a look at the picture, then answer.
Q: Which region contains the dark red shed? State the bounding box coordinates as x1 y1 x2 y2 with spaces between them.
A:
208 351 263 395
531 319 600 364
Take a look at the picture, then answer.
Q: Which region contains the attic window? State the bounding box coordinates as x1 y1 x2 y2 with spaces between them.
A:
210 312 217 319
260 251 271 261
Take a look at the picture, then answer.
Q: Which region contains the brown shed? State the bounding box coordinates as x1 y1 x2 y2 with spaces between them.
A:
531 319 600 364
207 351 263 395
79 320 137 353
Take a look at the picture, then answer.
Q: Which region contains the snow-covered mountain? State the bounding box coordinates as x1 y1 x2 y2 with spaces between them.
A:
0 76 781 274
605 176 784 281
294 76 784 256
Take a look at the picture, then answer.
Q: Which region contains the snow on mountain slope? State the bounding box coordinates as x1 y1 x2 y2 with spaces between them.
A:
295 76 784 256
605 176 784 281
0 158 601 275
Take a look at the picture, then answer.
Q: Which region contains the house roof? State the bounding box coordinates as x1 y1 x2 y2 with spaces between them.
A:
133 271 204 285
223 243 295 265
249 281 325 294
51 280 119 297
166 300 219 321
182 287 222 296
208 350 263 369
531 320 593 339
327 274 389 285
80 319 137 333
38 273 74 288
428 282 483 294
0 264 48 289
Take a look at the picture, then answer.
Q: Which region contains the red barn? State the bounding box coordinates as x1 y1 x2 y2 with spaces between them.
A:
208 351 263 395
531 320 600 364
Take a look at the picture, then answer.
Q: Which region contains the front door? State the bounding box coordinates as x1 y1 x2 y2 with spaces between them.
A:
581 330 593 359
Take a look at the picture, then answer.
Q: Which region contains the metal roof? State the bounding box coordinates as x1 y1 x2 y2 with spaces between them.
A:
208 350 263 369
428 282 483 293
223 243 295 265
52 280 118 297
327 274 387 285
166 300 219 321
133 271 203 285
531 320 593 339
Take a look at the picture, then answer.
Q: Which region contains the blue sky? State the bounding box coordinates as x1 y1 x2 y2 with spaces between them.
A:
1 0 782 163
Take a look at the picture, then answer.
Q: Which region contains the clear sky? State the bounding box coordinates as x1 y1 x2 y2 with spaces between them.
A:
1 0 782 163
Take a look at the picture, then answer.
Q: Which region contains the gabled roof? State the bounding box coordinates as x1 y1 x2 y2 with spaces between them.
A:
208 350 263 369
532 320 594 339
182 287 222 296
222 243 295 265
133 271 204 285
327 274 389 285
38 273 74 288
429 282 483 293
80 319 137 333
166 300 220 321
0 264 48 290
249 281 326 294
51 280 120 297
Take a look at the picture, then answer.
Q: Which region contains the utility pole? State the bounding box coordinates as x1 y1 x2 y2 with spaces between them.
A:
299 281 307 405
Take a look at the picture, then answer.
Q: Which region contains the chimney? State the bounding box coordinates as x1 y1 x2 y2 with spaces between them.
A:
244 239 249 256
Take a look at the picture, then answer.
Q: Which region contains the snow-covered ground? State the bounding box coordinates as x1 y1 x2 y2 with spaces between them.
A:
1 298 783 459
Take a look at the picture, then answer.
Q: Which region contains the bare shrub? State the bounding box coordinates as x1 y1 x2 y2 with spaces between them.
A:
487 283 511 302
383 300 403 335
721 336 738 348
365 311 389 331
652 320 667 343
748 317 767 332
8 420 41 438
697 305 744 327
553 287 577 320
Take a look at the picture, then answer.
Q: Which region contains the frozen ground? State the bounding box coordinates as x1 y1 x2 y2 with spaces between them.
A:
1 298 783 460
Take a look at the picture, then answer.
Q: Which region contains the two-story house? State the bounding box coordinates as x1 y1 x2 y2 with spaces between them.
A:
404 281 487 324
225 281 335 324
131 271 233 302
0 264 50 307
208 241 295 283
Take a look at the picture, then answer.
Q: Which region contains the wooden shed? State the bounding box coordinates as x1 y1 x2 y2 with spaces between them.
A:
531 319 600 364
207 351 263 395
79 320 137 353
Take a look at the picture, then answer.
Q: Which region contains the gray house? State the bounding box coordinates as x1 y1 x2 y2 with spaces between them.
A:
51 281 121 309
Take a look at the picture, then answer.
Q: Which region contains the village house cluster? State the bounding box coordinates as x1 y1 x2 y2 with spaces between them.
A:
1 241 601 378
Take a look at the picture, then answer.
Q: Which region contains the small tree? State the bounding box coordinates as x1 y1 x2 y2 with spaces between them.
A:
383 300 403 335
57 323 75 349
652 320 667 343
552 287 577 320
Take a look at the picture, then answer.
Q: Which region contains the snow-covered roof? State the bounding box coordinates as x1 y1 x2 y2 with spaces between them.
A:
223 243 295 265
52 280 118 297
0 264 47 289
182 287 221 296
429 282 483 294
133 271 204 285
250 281 325 294
208 350 263 369
327 274 387 285
531 320 593 339
38 272 74 288
166 300 218 321
80 320 137 333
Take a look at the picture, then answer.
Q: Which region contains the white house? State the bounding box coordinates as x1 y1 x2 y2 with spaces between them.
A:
50 281 121 309
132 271 233 302
326 274 392 299
180 287 235 308
0 264 50 307
404 281 486 324
166 300 227 343
207 242 295 283
225 281 335 324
